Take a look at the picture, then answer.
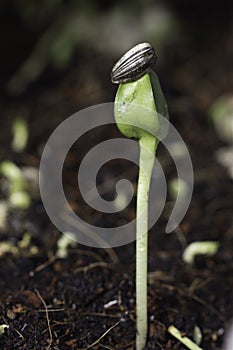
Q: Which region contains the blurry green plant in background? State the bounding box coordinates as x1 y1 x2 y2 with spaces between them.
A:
3 0 177 94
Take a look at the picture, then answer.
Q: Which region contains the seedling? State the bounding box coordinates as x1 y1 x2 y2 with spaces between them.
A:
11 117 28 152
111 43 169 349
168 325 203 350
0 160 31 209
0 324 9 337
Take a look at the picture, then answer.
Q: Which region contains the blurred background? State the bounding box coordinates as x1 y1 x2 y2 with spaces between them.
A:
0 0 232 139
0 1 233 348
0 0 232 120
0 0 232 227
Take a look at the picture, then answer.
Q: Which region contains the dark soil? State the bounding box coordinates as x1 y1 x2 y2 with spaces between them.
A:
0 7 233 350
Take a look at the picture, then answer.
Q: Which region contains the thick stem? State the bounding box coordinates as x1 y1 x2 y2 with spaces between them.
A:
136 135 157 350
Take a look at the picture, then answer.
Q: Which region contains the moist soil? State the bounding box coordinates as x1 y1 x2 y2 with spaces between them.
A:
0 23 233 350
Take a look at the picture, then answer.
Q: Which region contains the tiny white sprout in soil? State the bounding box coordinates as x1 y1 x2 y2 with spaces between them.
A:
104 300 118 309
193 325 202 346
0 324 9 336
56 232 77 259
182 241 219 265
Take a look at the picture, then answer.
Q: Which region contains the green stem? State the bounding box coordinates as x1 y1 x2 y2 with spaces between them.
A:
136 135 158 350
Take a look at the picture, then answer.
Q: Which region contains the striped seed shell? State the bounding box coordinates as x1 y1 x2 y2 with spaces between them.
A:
111 42 157 84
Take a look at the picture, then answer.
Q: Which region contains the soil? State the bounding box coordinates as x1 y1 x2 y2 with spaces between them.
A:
0 8 233 350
